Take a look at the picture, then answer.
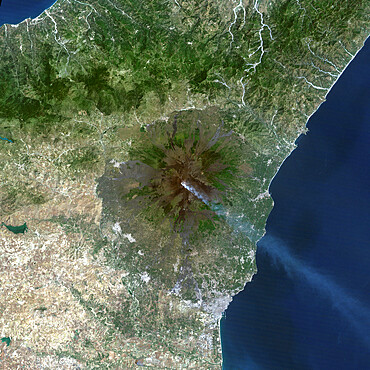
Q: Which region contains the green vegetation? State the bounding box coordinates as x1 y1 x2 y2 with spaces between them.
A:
126 115 243 232
0 0 367 139
48 215 108 256
0 183 47 217
0 0 368 366
35 306 48 312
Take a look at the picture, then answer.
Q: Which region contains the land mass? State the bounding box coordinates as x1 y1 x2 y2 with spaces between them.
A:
0 0 368 368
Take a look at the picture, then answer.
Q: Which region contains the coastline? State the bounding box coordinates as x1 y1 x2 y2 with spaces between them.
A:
220 34 370 368
0 0 59 28
0 0 368 366
265 34 369 201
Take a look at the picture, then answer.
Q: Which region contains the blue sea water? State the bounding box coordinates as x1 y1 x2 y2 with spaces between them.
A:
221 37 370 369
0 0 56 27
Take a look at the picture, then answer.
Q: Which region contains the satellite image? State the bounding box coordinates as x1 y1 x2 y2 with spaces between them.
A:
0 0 369 368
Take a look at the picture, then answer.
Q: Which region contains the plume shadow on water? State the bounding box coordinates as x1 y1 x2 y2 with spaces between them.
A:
221 38 370 369
259 235 370 348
